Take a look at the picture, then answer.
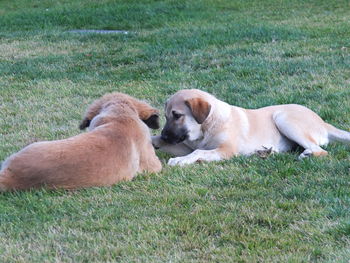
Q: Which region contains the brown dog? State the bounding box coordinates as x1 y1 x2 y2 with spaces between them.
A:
0 93 162 191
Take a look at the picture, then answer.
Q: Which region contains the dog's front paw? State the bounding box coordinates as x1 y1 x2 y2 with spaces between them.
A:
168 156 193 166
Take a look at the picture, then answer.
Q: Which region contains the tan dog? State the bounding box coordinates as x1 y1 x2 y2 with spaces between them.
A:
0 93 162 191
152 89 349 166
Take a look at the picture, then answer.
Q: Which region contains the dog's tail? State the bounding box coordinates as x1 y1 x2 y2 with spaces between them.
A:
326 123 350 144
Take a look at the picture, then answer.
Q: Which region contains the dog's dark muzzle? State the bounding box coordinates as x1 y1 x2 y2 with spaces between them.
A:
161 128 188 145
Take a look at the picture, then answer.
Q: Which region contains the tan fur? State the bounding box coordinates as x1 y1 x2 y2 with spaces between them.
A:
0 93 162 191
153 89 349 165
185 98 211 124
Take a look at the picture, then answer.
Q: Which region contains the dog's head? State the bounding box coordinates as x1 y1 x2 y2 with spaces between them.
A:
161 89 211 144
79 93 160 130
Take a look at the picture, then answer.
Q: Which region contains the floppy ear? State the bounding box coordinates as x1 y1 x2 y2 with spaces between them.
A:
128 98 160 129
79 118 91 130
185 98 211 124
79 96 106 130
143 113 160 129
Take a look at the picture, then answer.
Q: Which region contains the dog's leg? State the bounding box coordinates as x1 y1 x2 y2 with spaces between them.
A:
152 135 193 156
273 113 328 159
298 148 328 159
167 149 223 166
140 141 162 173
167 143 237 166
0 168 19 191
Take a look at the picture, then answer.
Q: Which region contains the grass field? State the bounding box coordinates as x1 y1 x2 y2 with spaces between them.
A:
0 0 349 262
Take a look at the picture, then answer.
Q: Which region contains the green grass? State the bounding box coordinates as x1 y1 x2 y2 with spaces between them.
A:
0 0 349 262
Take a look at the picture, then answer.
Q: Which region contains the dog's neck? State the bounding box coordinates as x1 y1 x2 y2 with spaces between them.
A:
201 99 231 134
103 100 137 115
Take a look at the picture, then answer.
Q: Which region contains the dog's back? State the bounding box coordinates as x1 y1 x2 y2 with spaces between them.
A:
0 122 136 190
0 93 161 191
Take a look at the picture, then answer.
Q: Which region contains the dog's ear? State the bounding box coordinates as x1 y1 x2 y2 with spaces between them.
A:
137 106 160 130
79 118 91 130
128 97 160 130
185 98 211 124
143 113 160 129
79 95 109 130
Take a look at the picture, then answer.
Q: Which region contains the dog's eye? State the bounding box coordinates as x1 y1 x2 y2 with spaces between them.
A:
172 111 183 120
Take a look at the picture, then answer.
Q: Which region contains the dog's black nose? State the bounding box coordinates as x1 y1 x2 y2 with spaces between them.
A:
161 134 169 142
161 129 170 142
161 128 186 144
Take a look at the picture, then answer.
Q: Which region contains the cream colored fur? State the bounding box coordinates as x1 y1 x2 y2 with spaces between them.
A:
153 89 349 166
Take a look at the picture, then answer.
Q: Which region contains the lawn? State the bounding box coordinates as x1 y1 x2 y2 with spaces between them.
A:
0 0 349 262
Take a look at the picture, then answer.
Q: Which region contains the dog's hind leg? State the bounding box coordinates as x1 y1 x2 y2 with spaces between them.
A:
273 112 329 159
0 169 16 191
